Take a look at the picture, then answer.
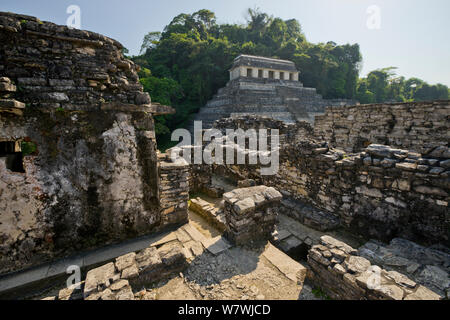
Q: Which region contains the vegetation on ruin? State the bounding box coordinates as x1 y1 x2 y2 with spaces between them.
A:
130 8 449 148
312 287 331 300
21 141 37 156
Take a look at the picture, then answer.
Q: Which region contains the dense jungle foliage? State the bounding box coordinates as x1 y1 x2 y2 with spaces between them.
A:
130 9 449 149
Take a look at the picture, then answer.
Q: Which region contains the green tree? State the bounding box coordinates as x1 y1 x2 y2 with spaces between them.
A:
357 69 448 104
129 9 446 148
140 31 161 54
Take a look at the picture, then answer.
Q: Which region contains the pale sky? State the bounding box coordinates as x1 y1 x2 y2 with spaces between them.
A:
1 0 449 85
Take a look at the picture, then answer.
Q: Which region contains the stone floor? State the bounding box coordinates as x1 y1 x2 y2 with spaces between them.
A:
143 243 306 300
0 228 182 298
139 208 308 300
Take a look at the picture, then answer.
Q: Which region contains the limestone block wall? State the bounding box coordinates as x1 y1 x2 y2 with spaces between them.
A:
157 153 190 226
222 186 282 245
0 12 178 275
314 100 450 153
212 115 314 145
203 117 449 247
307 236 440 300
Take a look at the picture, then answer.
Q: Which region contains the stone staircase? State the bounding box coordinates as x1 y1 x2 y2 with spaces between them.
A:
187 77 357 133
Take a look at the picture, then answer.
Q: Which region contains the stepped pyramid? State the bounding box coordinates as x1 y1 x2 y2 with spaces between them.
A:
189 55 357 131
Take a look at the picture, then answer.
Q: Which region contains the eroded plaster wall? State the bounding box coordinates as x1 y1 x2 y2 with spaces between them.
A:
0 12 183 274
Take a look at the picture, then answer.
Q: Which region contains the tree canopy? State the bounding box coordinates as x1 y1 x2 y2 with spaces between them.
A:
130 8 449 149
356 68 449 104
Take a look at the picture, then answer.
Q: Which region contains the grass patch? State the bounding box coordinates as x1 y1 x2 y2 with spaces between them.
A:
21 141 37 156
312 287 331 300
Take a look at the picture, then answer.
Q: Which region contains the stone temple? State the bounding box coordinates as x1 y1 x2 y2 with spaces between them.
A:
190 54 357 130
0 12 449 301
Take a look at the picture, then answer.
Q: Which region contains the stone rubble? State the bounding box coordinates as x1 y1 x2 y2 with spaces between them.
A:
358 238 450 299
307 235 441 300
189 197 227 232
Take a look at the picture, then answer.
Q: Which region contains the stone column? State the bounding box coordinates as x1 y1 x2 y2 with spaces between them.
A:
263 69 269 79
274 71 280 80
293 72 299 81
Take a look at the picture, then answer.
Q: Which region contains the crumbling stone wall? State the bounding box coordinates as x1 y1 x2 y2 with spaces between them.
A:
200 116 449 246
307 236 440 300
271 143 449 245
185 116 313 192
222 186 282 245
212 115 314 145
157 152 190 226
0 12 180 275
314 101 450 153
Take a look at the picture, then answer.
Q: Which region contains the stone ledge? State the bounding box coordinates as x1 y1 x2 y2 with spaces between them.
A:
25 30 104 47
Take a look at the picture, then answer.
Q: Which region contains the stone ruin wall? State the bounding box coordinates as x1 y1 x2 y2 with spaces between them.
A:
271 141 449 245
314 101 450 153
0 10 448 299
187 108 449 247
307 235 440 300
0 12 187 275
157 152 190 226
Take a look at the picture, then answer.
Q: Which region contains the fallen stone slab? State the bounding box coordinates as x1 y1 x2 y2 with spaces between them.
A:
263 243 307 284
182 223 208 243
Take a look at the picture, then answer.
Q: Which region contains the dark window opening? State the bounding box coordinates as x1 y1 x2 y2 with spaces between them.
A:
289 73 294 81
269 71 274 79
280 72 284 80
246 68 252 77
0 141 24 173
258 69 263 78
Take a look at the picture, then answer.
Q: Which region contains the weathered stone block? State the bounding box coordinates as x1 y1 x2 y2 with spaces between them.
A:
84 262 118 298
115 252 136 271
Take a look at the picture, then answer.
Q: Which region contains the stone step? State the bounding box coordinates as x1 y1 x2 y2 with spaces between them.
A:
200 105 292 114
230 112 296 122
